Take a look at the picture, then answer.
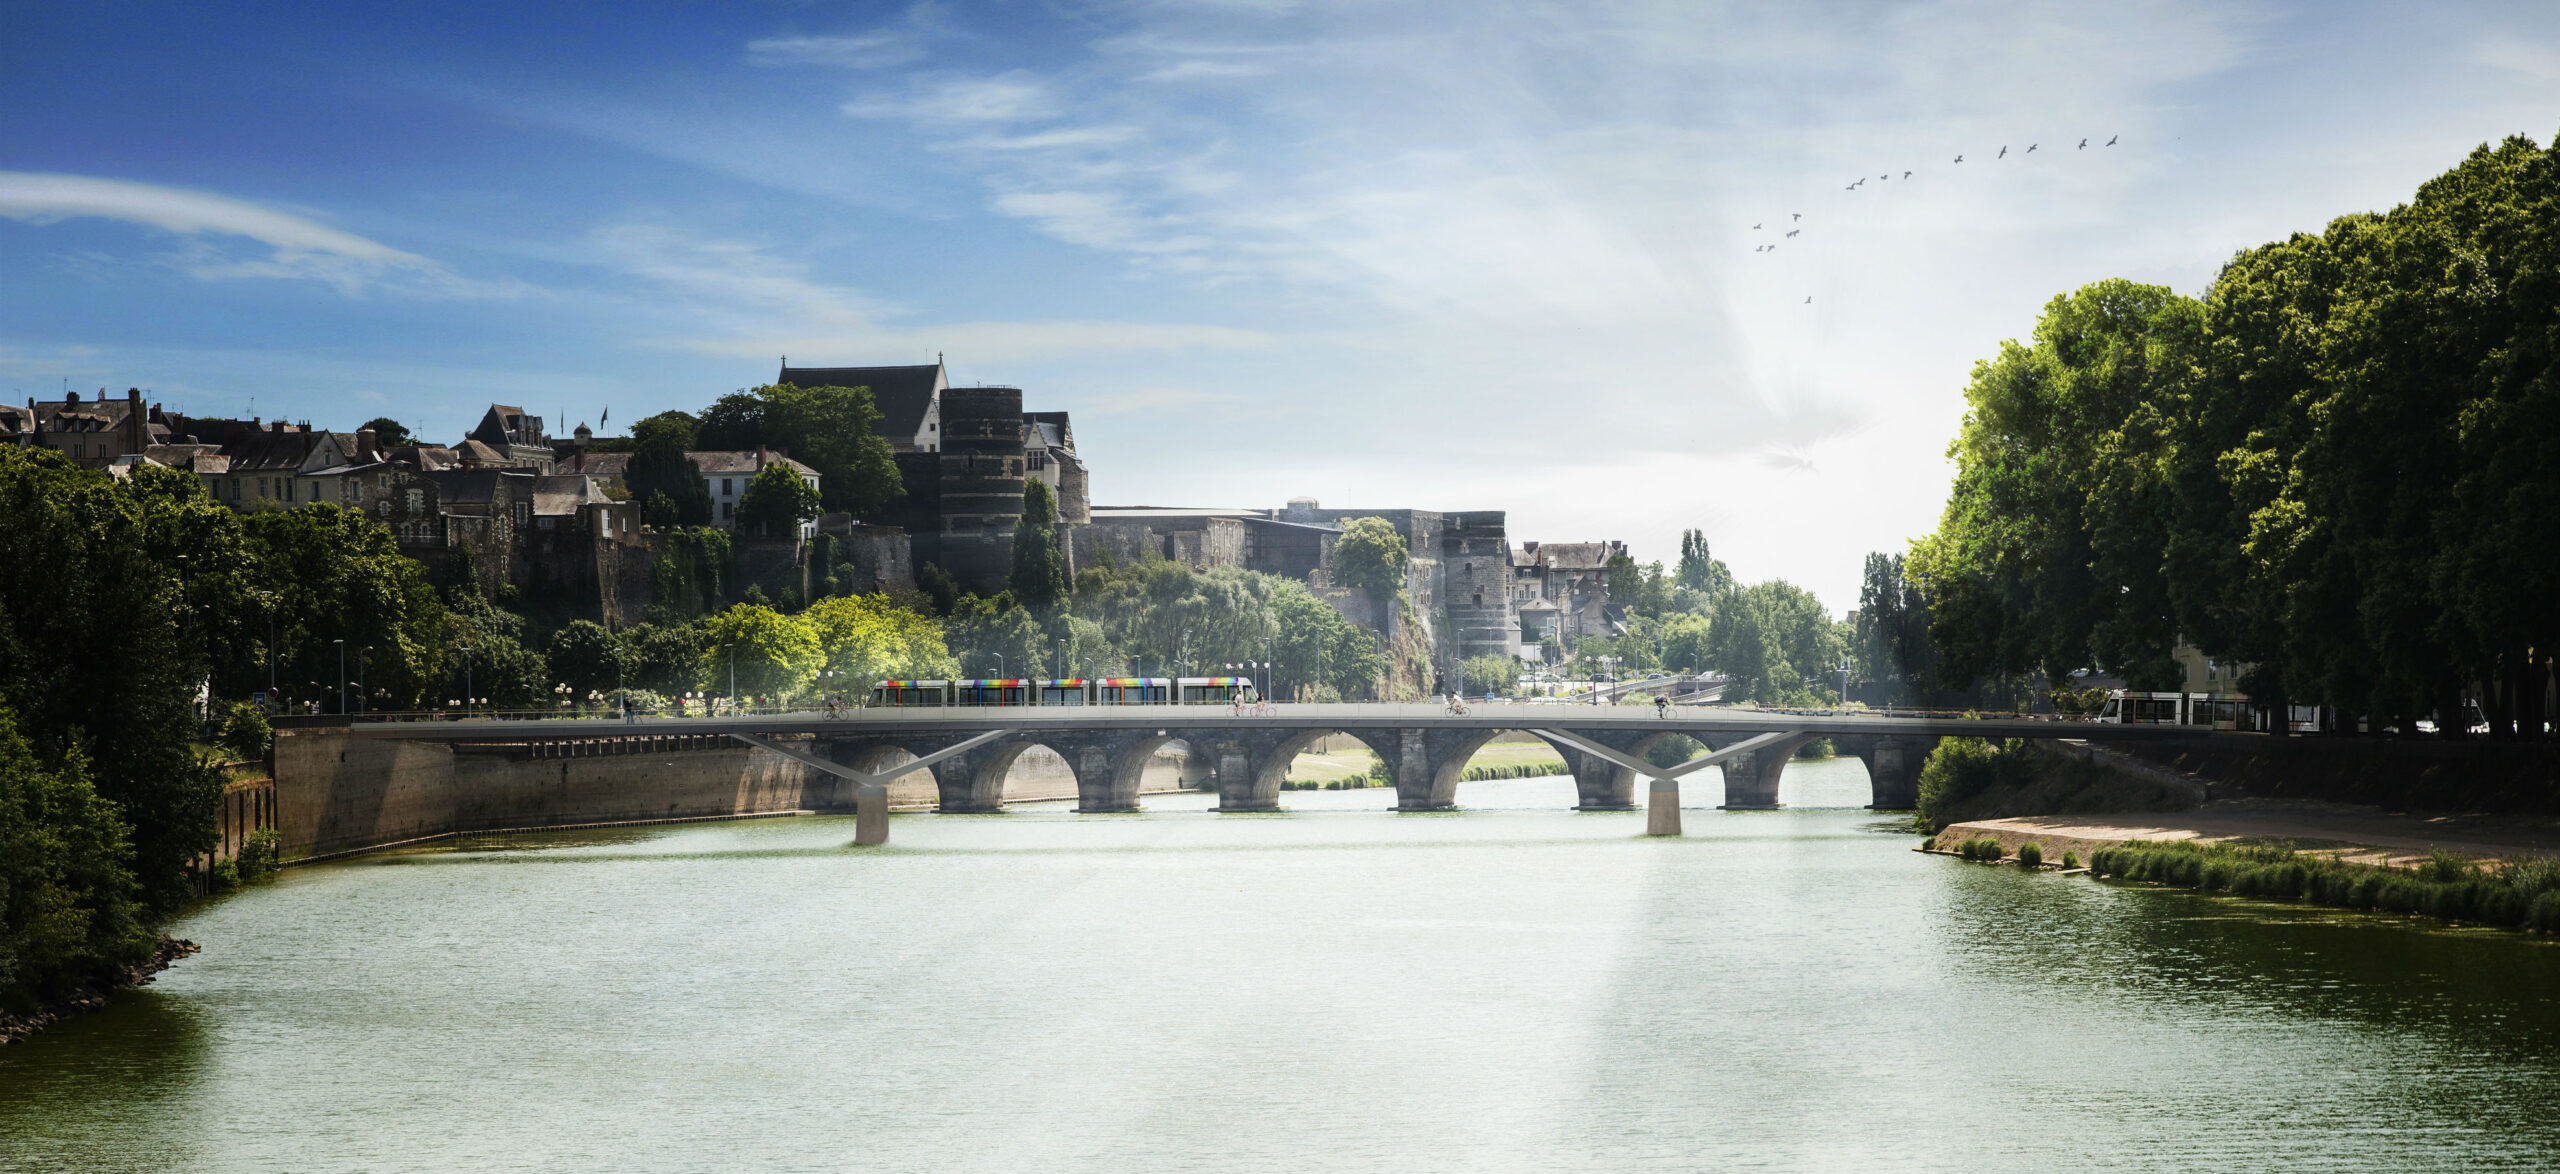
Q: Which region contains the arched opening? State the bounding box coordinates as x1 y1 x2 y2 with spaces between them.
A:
996 742 1082 804
1776 740 1875 808
1264 729 1401 807
1449 730 1580 809
824 741 936 809
1535 729 1730 811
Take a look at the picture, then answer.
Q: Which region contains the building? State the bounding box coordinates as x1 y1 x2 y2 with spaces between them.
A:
464 405 557 468
7 388 159 468
784 360 1087 595
1511 540 1626 654
688 449 820 537
777 360 944 452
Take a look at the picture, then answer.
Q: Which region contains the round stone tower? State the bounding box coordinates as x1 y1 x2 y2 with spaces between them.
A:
934 386 1026 594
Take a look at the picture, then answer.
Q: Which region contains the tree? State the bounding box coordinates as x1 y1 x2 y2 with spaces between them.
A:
0 447 220 911
804 594 958 688
238 504 448 711
0 709 151 1012
358 417 413 448
1675 529 1735 597
697 384 903 517
1459 655 1517 697
617 623 705 696
1704 580 1842 706
1009 479 1070 609
697 604 823 699
735 462 820 538
547 621 624 699
626 413 711 528
1657 612 1713 672
1331 517 1408 604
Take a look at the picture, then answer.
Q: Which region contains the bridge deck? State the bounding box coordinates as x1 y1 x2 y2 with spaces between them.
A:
345 703 2206 743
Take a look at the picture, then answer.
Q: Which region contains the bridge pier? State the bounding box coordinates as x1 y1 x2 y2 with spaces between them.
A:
1717 735 1813 809
1862 736 1926 809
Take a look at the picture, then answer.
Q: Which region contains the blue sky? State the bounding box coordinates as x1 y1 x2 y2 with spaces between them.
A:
6 1 2557 610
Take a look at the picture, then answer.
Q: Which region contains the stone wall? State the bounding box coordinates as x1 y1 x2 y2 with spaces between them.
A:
271 725 818 861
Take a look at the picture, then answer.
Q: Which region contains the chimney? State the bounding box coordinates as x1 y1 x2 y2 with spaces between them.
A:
357 428 378 461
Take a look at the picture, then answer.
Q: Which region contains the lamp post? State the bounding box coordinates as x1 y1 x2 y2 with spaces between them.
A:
724 644 736 715
617 656 627 721
333 639 346 717
459 646 473 718
993 653 1004 679
358 646 372 715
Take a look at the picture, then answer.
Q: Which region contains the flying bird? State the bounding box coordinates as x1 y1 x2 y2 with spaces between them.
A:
1998 145 2008 159
2106 135 2118 146
1953 154 1964 163
1786 229 1800 237
1752 223 1762 229
2026 143 2038 154
2077 137 2088 149
1803 296 1813 304
1791 212 1801 221
1902 170 1912 179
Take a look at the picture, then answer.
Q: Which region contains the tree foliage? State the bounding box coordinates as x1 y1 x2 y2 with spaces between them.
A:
696 383 902 517
0 710 150 1013
1009 479 1070 610
1910 134 2560 736
1330 517 1408 602
735 461 821 537
697 604 824 700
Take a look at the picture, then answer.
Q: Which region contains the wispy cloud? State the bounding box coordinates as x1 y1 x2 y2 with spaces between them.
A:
1076 386 1237 414
587 221 1272 362
0 171 511 298
747 32 923 70
844 73 1062 123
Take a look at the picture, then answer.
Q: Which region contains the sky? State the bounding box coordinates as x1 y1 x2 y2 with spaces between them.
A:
5 1 2557 611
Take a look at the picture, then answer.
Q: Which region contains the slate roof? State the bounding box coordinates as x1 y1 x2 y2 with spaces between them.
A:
687 450 816 476
777 362 940 443
421 468 531 505
456 438 507 464
566 451 633 479
217 430 345 473
1517 541 1622 570
532 474 613 516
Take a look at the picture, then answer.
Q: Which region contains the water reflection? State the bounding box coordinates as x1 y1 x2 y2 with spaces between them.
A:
2 781 2554 1173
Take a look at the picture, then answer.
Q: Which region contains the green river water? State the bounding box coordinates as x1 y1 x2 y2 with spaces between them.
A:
5 758 2559 1172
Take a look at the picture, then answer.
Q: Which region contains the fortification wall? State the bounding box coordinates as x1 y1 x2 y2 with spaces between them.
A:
271 726 817 861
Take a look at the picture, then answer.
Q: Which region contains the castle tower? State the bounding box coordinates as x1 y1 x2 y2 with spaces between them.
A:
934 386 1026 594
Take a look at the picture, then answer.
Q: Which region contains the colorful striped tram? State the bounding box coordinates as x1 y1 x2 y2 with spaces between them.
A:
868 677 1249 707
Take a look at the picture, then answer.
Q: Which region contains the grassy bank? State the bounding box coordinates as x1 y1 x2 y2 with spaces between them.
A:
2013 838 2560 933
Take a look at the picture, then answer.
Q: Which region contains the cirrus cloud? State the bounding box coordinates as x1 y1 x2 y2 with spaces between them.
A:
0 171 506 298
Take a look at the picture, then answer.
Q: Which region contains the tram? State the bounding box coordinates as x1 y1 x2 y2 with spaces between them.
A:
868 677 1250 707
2091 690 2321 732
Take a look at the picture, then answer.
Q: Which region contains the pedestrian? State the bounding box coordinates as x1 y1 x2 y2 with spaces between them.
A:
1655 694 1668 719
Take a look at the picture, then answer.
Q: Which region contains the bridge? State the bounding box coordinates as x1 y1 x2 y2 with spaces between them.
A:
351 703 2201 845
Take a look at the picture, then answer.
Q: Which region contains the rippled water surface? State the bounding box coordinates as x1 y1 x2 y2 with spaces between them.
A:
7 759 2560 1173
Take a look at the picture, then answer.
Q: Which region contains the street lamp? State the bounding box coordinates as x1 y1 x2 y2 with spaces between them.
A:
993 652 1004 679
458 646 473 718
724 644 736 715
333 638 345 717
359 646 372 715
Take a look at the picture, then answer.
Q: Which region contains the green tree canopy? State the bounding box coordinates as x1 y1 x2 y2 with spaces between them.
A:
1330 517 1408 602
1009 479 1069 609
804 594 958 688
697 604 822 699
358 417 414 448
625 412 711 528
697 384 903 517
735 462 821 538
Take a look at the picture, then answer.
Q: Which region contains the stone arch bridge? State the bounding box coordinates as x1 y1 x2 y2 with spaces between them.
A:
355 704 2197 844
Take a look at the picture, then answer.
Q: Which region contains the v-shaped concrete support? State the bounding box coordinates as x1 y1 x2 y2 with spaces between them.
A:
730 728 1010 845
1530 729 1795 837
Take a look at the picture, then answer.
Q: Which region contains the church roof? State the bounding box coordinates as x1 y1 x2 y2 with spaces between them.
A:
777 362 940 442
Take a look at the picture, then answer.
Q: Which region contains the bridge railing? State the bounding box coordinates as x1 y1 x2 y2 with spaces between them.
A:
345 698 2102 728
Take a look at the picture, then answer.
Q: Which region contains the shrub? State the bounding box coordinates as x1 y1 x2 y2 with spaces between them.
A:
2061 851 2079 870
2421 849 2474 884
218 701 271 762
2016 842 2043 868
1956 837 2006 862
238 827 281 881
2531 891 2560 933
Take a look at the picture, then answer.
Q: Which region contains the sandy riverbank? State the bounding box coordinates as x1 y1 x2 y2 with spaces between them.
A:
1933 795 2560 867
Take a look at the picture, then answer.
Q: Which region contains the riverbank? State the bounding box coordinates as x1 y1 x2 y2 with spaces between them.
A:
0 936 199 1047
1930 795 2560 868
1930 799 2560 935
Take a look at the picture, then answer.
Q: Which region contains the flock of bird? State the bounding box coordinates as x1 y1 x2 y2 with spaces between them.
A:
1749 134 2122 305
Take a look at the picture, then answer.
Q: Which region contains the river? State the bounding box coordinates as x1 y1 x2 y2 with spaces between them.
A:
6 758 2559 1172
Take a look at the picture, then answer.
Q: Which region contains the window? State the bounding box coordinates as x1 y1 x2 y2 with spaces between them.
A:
1473 592 1483 605
377 501 390 518
407 489 424 512
722 501 734 519
257 478 268 497
721 478 732 495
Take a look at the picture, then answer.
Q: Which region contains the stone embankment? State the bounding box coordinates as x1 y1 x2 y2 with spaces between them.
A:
1931 797 2560 868
0 937 198 1047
